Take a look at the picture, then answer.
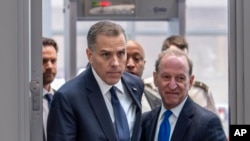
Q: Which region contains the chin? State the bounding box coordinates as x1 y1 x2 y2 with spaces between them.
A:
106 79 120 85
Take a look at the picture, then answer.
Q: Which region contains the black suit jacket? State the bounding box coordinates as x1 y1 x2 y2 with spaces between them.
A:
141 96 227 141
47 67 144 141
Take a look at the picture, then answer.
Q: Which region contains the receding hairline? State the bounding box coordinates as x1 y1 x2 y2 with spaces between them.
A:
127 40 145 57
155 47 193 75
87 20 127 51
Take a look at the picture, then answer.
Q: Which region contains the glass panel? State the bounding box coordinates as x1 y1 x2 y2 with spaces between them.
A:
135 35 168 79
50 35 65 90
186 0 228 137
135 21 169 32
76 35 88 74
51 7 64 31
186 7 227 31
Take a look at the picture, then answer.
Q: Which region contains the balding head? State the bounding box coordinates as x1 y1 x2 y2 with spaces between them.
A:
126 40 146 77
127 40 145 57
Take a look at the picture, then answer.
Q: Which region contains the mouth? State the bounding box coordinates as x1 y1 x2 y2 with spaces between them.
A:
44 73 55 79
44 73 53 77
107 71 122 76
165 91 178 95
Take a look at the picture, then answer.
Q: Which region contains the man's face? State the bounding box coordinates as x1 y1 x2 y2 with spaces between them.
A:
153 54 194 109
126 41 145 77
87 34 127 85
42 45 57 86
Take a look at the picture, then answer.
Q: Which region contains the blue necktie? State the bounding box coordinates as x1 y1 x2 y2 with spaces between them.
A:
158 110 172 141
110 86 130 141
45 93 53 109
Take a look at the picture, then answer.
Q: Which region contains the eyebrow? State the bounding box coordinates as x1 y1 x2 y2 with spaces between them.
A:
99 48 126 53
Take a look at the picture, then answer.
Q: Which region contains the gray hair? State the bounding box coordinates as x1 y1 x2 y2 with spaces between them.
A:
155 47 193 76
87 20 127 51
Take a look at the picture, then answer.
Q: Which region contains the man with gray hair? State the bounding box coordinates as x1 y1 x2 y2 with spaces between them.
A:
47 20 144 141
141 47 226 141
144 35 218 114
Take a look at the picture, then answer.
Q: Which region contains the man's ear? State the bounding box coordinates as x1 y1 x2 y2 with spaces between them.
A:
189 75 195 90
153 71 158 87
86 48 92 63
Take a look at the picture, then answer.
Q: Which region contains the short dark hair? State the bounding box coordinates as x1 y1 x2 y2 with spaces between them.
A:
42 37 58 52
87 20 127 51
155 47 193 76
161 35 188 52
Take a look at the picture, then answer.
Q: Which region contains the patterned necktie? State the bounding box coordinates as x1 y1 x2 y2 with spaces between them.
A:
110 86 130 141
158 110 172 141
45 93 53 109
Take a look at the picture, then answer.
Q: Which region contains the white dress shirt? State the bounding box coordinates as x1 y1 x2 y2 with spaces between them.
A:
92 68 136 138
43 87 54 140
154 96 188 141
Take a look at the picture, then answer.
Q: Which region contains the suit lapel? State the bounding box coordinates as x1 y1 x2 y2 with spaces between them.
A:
145 108 161 141
121 73 141 108
171 97 193 141
121 73 142 141
86 68 117 141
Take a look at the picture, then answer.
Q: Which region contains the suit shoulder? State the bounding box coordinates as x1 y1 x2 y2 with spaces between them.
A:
191 99 217 117
123 72 143 85
142 107 160 122
192 81 209 92
124 72 141 79
56 72 88 96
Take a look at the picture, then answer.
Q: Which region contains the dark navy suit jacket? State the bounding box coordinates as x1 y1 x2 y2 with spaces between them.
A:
47 67 144 141
140 97 227 141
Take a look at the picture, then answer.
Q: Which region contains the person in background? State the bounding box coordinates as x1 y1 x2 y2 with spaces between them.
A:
47 20 144 141
42 37 58 141
126 40 161 112
140 47 227 141
144 35 218 114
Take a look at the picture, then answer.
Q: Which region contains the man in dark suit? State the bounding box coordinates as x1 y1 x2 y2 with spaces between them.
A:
161 35 218 114
42 37 58 141
126 40 161 112
144 35 218 115
140 47 226 141
47 20 144 141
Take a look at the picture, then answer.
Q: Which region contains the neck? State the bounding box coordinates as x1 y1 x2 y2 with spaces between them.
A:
44 84 51 92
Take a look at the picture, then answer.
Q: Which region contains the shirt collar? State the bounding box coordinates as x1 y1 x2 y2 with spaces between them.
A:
159 96 188 120
92 67 124 95
43 87 54 96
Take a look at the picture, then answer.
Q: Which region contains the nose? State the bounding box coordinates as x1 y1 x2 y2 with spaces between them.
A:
46 61 53 69
126 58 135 69
168 79 177 90
111 56 119 66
